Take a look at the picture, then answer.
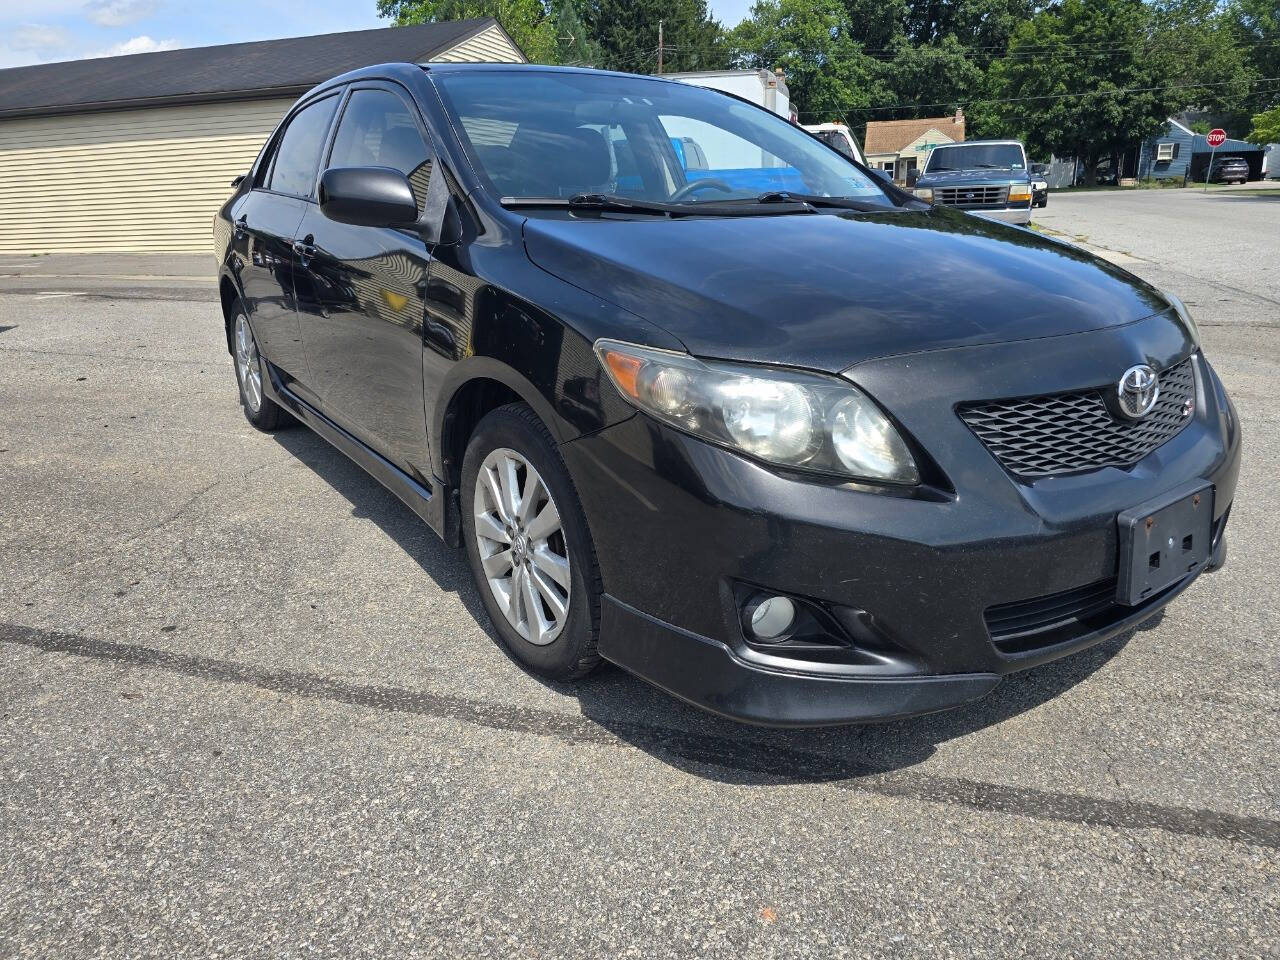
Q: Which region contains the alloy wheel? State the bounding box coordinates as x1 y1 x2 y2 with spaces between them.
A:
472 447 571 646
234 313 263 413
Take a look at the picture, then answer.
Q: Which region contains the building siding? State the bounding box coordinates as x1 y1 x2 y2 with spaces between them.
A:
1138 121 1195 181
430 24 524 63
0 98 294 253
0 24 526 254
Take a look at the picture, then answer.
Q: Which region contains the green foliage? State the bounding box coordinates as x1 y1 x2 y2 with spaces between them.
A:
1229 0 1280 91
1248 104 1280 143
985 0 1225 183
550 0 604 66
729 0 883 122
374 0 1278 154
377 0 558 63
579 0 728 73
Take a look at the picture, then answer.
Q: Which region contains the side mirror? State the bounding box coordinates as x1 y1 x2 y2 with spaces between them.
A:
319 166 418 228
1031 163 1046 175
906 168 919 187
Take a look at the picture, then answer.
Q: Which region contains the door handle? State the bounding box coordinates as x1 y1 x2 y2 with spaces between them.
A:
292 238 316 259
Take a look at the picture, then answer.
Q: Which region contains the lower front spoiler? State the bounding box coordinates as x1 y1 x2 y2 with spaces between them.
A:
599 557 1210 726
599 596 999 727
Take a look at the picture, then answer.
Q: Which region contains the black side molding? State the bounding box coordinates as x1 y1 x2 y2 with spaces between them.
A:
265 365 454 544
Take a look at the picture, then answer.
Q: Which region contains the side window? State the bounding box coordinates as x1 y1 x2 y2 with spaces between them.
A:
269 95 339 198
329 88 433 214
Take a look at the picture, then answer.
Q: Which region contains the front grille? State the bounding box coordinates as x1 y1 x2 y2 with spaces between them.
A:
958 357 1196 478
935 185 1009 207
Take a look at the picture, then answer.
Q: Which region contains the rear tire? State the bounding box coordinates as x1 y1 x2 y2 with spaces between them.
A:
231 304 288 431
461 403 602 681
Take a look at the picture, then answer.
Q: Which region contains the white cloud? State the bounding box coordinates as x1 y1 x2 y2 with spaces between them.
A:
12 24 73 51
84 0 159 27
84 34 181 58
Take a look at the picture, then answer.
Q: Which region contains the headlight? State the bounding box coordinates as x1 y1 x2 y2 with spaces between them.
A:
913 187 933 201
1008 184 1032 202
595 339 920 484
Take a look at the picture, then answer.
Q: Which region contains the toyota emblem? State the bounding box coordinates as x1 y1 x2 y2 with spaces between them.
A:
1117 364 1160 419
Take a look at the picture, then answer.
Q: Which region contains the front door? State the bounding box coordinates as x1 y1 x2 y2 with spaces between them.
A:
293 83 434 481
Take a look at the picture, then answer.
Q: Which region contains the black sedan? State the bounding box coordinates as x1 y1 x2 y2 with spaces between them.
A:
215 63 1240 726
1209 156 1250 184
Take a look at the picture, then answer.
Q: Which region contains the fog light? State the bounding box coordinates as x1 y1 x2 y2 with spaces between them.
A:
747 595 796 641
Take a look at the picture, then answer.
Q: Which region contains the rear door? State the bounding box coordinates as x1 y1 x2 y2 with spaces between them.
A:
293 82 435 479
233 93 340 398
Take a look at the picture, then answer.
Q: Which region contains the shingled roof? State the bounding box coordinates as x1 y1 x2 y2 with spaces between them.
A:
864 113 966 155
0 20 506 120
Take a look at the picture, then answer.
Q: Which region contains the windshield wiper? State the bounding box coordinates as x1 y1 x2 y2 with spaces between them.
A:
501 193 679 216
746 191 895 213
502 192 820 218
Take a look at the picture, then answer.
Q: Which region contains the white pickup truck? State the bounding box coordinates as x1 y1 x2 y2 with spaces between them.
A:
801 123 866 166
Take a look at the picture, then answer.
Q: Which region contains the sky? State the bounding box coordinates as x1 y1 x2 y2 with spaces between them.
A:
0 1 756 70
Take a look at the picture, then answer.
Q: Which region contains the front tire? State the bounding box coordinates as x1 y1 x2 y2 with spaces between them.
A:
461 404 602 680
231 305 288 431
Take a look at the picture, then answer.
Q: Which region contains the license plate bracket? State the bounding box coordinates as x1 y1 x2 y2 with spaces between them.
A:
1116 481 1214 606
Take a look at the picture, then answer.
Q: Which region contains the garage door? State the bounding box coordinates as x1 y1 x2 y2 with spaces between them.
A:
0 97 295 254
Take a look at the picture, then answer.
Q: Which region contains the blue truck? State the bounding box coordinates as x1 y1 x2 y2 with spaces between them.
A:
909 140 1038 226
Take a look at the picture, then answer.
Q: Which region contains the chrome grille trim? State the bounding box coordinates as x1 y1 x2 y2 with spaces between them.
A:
934 185 1009 207
958 357 1197 478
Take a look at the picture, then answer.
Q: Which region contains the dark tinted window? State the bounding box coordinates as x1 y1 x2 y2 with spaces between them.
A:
270 95 339 198
328 88 433 214
818 130 854 160
926 143 1025 172
434 70 891 205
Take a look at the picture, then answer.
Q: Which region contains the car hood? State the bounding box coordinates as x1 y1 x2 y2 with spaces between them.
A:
917 168 1027 185
521 207 1174 373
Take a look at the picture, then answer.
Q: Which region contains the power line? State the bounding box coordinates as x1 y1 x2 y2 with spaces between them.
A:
796 75 1280 119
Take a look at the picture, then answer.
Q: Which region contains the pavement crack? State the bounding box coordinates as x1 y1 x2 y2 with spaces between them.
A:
3 621 1278 851
8 456 288 597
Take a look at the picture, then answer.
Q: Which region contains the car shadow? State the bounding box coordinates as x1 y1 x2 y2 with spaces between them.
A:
271 426 1151 785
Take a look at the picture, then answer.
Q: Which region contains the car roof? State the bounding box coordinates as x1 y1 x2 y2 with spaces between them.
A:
933 139 1024 147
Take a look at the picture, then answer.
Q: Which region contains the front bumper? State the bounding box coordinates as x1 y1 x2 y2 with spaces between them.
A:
561 324 1240 726
973 206 1033 224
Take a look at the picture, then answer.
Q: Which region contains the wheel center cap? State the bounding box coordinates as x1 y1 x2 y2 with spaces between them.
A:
512 533 529 566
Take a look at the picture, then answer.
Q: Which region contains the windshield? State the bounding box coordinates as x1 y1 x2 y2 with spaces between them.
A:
432 69 893 208
926 143 1025 172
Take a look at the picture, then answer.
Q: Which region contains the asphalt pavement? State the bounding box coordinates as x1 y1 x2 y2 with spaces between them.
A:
1 190 1277 959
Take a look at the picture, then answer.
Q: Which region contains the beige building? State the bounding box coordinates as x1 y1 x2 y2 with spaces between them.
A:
0 20 524 254
864 111 966 182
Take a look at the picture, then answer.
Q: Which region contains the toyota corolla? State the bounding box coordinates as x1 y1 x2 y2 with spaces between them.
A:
215 63 1240 726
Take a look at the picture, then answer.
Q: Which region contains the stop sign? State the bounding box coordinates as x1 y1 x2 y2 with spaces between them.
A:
1207 128 1227 148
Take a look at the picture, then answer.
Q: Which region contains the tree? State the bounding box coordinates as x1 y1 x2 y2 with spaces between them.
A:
1248 104 1280 143
580 0 727 74
1229 0 1280 94
730 0 883 125
873 33 984 124
551 0 604 66
902 0 1037 52
377 0 559 64
985 0 1189 185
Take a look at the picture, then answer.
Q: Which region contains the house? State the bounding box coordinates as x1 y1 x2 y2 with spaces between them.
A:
1139 118 1264 182
863 111 965 181
0 20 524 254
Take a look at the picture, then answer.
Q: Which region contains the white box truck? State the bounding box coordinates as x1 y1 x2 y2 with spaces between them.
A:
663 69 792 120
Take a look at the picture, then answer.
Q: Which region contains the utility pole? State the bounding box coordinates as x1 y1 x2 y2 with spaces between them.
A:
658 19 664 74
